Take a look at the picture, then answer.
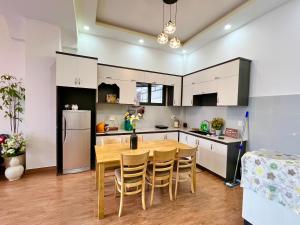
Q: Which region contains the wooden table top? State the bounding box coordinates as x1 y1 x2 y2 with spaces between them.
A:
95 140 191 164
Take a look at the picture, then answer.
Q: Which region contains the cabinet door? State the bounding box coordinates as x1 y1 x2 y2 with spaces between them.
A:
187 135 199 148
56 54 78 87
167 76 182 106
197 138 213 168
217 75 239 106
166 132 178 141
77 57 97 89
144 72 166 85
118 80 136 105
182 84 194 106
211 142 227 178
143 133 165 141
179 132 188 144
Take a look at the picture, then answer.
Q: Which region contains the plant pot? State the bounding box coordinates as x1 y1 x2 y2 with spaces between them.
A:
4 154 25 181
215 130 222 136
130 129 138 150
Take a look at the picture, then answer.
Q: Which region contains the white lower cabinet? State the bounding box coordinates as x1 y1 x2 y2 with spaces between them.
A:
143 133 166 141
165 132 178 141
180 133 228 178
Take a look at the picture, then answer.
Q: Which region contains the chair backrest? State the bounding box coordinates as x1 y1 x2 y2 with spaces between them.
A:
124 135 143 143
176 147 197 172
120 151 149 183
102 137 122 145
153 149 177 173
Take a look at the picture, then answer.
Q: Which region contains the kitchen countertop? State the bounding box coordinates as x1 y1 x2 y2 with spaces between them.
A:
96 128 242 144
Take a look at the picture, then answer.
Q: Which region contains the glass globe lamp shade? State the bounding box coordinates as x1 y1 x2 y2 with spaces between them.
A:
164 20 176 34
169 36 181 48
157 32 168 44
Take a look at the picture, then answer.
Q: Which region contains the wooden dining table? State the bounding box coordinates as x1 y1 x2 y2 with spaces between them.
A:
95 139 194 219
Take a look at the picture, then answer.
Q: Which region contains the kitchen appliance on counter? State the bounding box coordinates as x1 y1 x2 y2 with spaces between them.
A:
171 115 180 128
62 110 91 174
155 125 169 129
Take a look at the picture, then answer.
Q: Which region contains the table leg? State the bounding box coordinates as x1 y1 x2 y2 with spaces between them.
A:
193 160 196 191
98 163 105 219
96 163 99 189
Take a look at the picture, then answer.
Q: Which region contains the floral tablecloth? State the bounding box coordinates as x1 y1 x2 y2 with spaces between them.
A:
241 150 300 214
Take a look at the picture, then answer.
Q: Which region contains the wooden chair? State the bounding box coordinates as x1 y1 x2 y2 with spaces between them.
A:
146 149 177 206
124 135 144 143
114 151 149 217
173 147 197 199
101 137 122 145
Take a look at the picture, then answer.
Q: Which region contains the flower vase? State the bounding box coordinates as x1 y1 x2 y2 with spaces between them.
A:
215 130 222 136
4 154 25 181
130 129 138 150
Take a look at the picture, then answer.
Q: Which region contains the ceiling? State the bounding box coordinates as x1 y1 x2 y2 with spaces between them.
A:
96 0 247 43
0 0 77 48
0 0 291 54
76 0 291 54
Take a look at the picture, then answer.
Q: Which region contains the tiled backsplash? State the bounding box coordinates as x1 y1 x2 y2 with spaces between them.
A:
96 104 185 129
185 95 300 154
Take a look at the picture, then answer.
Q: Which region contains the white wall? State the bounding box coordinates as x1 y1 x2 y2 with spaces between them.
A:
0 14 25 134
76 33 184 75
24 19 61 169
184 0 300 98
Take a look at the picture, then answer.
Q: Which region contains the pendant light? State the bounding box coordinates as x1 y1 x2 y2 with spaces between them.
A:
157 2 169 44
157 0 181 49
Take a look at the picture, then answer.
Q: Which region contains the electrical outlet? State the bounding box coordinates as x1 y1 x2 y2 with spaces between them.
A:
238 120 243 127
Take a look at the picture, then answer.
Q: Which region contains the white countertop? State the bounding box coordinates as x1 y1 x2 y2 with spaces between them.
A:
96 127 242 144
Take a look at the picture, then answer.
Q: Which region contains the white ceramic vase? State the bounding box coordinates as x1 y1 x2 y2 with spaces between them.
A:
215 129 222 136
4 154 25 181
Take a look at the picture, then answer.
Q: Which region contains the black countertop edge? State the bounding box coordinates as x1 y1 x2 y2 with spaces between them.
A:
97 129 242 145
96 129 179 136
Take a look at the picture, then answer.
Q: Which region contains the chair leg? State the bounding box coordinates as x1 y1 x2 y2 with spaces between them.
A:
191 171 195 194
118 186 124 217
114 180 117 198
169 177 173 201
150 180 155 206
174 173 179 200
142 183 146 210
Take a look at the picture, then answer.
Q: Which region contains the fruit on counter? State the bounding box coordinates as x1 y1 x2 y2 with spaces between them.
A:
96 122 105 133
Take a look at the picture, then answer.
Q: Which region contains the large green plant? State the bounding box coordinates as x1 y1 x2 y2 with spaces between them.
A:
0 74 25 134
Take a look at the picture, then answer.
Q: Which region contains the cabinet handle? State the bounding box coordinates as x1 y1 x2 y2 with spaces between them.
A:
214 76 220 80
131 79 136 82
75 78 78 85
105 76 112 79
210 144 212 150
79 78 81 85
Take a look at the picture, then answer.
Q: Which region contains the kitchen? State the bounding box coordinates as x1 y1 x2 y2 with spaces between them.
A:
1 0 300 225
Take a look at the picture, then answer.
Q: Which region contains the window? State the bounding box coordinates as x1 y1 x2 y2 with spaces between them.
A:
136 83 165 105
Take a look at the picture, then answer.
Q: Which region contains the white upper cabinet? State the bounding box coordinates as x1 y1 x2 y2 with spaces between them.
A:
56 53 97 89
118 80 136 105
166 76 182 106
98 65 145 82
182 58 251 106
143 72 166 85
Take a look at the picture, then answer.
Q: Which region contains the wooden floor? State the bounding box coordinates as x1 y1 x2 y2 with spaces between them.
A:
0 168 243 225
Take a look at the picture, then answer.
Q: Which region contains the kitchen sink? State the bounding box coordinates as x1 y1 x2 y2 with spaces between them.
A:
189 130 211 136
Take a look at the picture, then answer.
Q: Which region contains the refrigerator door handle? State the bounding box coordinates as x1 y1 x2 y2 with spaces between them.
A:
63 116 67 143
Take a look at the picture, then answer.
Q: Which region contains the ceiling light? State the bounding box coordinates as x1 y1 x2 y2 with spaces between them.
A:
157 32 168 44
157 0 181 49
169 36 181 49
83 25 90 31
139 39 144 44
164 21 176 34
224 24 232 30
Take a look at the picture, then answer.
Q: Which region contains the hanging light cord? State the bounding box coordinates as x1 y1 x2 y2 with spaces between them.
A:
162 2 165 30
175 2 177 24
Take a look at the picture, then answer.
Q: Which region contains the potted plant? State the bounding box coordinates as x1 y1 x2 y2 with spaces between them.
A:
1 134 26 181
211 118 225 136
128 113 141 149
0 74 26 180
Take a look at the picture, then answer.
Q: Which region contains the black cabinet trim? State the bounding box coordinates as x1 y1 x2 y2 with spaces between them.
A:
183 57 252 76
98 63 181 77
56 51 98 60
